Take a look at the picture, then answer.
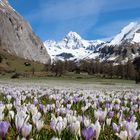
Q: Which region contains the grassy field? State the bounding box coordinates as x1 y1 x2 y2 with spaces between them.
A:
0 49 45 72
0 71 138 91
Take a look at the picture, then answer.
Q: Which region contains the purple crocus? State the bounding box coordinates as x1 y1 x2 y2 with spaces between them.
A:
82 127 96 140
112 123 120 133
138 100 140 107
39 104 43 111
21 123 32 138
128 129 140 140
114 104 120 111
34 98 38 105
105 103 110 109
73 97 78 103
96 101 100 108
126 117 131 122
108 111 114 118
0 121 10 140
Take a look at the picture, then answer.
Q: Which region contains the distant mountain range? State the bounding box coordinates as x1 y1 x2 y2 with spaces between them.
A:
44 22 140 63
0 0 140 65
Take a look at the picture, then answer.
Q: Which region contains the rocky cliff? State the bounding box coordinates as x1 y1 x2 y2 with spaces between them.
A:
0 0 50 64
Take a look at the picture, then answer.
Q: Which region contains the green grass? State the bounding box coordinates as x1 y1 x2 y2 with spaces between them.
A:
0 71 136 87
0 49 45 72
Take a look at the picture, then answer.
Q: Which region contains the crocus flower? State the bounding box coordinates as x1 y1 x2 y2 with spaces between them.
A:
0 112 4 121
94 109 107 122
0 121 10 140
106 118 111 126
22 123 32 138
8 110 14 120
6 104 12 110
83 117 91 127
39 104 43 111
0 104 5 114
116 130 128 140
112 123 120 133
94 120 101 140
34 99 38 105
51 137 61 140
114 104 120 111
138 100 140 107
127 129 140 140
36 120 44 131
70 121 81 137
6 95 12 102
105 103 110 109
15 111 28 131
82 127 95 140
73 97 78 103
108 111 114 118
55 121 64 135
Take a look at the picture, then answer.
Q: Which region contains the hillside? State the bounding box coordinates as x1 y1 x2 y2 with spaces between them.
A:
0 49 45 74
0 0 50 64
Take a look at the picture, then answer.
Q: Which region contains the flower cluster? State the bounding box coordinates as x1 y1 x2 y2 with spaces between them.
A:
0 83 139 140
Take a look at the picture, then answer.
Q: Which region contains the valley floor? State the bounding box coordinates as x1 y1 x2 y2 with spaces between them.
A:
0 74 140 140
0 75 139 91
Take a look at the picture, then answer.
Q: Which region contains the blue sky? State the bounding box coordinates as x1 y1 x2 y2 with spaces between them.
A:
9 0 140 41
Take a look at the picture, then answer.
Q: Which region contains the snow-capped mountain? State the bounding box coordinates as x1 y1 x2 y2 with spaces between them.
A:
100 22 140 63
44 22 140 63
44 31 104 61
107 22 140 46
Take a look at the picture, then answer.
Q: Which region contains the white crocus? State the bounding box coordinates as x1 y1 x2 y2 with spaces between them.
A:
95 120 101 140
55 121 64 135
116 130 128 140
0 112 4 121
6 95 12 102
6 103 13 110
15 111 28 131
28 104 38 115
70 121 81 136
36 120 44 131
9 110 15 120
94 109 107 122
51 137 61 140
0 104 5 113
83 118 91 127
106 118 112 126
32 112 41 124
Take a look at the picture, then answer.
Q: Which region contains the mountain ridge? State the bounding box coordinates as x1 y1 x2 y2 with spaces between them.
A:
44 22 140 63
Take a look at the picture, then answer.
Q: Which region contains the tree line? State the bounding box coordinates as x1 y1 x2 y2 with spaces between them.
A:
44 57 140 84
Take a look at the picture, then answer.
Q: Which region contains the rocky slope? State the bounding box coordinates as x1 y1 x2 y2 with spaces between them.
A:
44 22 140 63
0 0 50 64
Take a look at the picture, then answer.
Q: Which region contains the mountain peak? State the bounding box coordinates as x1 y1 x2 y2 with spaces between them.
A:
66 31 82 40
108 22 140 45
121 22 138 33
